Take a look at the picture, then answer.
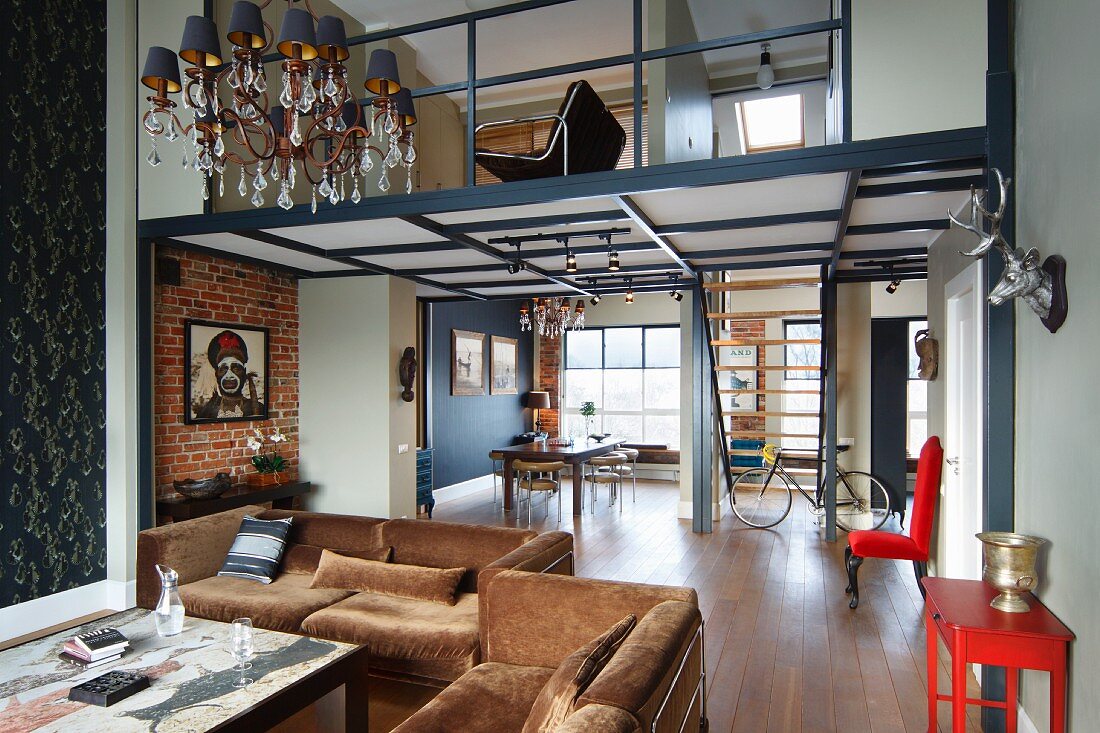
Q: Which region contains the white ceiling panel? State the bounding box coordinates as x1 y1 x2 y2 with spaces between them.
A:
416 283 463 299
672 222 837 252
630 172 848 226
849 191 972 226
469 284 576 297
173 233 355 273
427 197 621 226
266 218 447 249
859 168 984 185
841 232 937 252
362 249 502 270
430 271 539 286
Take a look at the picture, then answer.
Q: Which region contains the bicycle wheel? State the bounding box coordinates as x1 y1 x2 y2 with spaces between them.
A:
834 471 891 531
730 468 793 529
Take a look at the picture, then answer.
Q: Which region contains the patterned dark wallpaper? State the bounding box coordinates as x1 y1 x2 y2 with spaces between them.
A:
0 0 107 607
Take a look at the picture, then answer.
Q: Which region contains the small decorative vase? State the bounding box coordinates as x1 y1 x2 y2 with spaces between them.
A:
976 532 1046 613
154 564 185 636
246 472 282 487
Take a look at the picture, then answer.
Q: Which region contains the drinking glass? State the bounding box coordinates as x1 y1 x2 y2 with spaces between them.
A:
230 617 254 688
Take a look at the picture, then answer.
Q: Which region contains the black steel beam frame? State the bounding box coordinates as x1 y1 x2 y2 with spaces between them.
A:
845 219 950 236
829 169 862 278
855 174 985 198
613 195 696 277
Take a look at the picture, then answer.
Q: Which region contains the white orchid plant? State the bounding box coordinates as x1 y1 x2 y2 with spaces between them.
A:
246 427 287 475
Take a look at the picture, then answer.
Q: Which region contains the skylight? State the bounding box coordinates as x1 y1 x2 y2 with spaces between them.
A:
737 94 805 153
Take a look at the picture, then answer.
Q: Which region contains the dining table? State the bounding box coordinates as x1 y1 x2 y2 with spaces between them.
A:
497 436 626 516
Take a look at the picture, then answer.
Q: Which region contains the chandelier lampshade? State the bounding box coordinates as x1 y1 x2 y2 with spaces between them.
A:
227 1 266 48
277 8 318 59
366 49 401 95
316 16 350 62
393 88 417 126
341 101 361 130
141 46 182 93
179 15 223 67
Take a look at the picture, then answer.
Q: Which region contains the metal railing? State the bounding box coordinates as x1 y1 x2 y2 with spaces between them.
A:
249 0 847 188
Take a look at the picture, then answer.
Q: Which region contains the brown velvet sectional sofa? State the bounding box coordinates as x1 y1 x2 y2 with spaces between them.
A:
394 570 706 733
136 505 573 685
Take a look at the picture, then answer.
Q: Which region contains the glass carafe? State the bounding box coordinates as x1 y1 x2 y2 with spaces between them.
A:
154 564 185 636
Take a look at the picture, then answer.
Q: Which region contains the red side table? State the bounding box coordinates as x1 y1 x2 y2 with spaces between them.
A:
922 577 1074 732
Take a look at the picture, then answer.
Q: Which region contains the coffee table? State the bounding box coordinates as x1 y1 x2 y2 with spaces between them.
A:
0 607 368 732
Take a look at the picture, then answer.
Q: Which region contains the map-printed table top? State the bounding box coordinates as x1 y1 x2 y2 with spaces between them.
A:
0 608 359 733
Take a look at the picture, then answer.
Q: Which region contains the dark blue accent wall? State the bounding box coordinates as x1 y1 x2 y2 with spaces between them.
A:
429 300 532 489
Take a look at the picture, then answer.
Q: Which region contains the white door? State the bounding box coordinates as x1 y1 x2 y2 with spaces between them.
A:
943 262 985 581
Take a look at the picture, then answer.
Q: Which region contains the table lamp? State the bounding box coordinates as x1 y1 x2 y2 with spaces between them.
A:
527 391 551 433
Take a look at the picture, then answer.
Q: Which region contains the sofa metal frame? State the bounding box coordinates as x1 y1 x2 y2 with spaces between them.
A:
651 619 707 733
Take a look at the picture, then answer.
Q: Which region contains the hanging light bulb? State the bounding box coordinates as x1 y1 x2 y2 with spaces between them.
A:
756 43 775 90
608 250 620 271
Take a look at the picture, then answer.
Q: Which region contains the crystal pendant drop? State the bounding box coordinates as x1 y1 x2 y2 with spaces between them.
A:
146 142 162 167
143 113 164 135
334 115 346 132
328 186 339 206
166 124 179 142
190 84 208 110
359 150 373 175
271 165 280 181
254 69 267 93
404 145 417 164
219 175 225 197
251 188 264 208
351 178 361 204
323 77 338 99
238 170 248 197
288 164 297 189
406 171 413 195
202 176 210 201
213 134 225 157
229 64 241 89
311 186 318 214
318 175 332 198
280 75 294 108
253 171 268 191
383 110 398 135
243 63 253 88
290 116 303 146
340 175 346 201
378 169 390 192
277 183 293 210
213 157 225 175
181 150 190 169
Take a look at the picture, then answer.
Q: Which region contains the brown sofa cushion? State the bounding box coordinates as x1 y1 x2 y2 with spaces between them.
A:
281 543 393 575
310 550 464 605
522 615 637 733
302 591 481 683
552 704 639 733
381 518 537 592
391 662 554 733
257 509 386 551
178 573 355 633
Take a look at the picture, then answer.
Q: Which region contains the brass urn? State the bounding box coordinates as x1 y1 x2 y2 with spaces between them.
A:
976 532 1046 613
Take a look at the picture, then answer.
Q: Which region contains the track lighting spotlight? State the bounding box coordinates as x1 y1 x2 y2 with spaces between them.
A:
508 261 520 275
608 250 620 271
670 290 683 302
625 278 634 303
565 249 577 273
886 279 901 294
590 294 602 305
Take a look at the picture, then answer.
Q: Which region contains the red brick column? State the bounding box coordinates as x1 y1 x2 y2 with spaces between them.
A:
153 247 300 498
537 333 563 436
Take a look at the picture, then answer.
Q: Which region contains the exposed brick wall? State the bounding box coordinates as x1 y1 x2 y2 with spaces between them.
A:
728 320 765 433
537 333 562 435
154 247 299 498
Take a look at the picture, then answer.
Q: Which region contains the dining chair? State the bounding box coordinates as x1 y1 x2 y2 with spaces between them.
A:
587 453 626 513
845 436 944 609
513 460 565 525
617 447 639 502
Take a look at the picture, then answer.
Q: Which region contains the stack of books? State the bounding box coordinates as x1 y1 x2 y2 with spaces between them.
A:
59 627 130 669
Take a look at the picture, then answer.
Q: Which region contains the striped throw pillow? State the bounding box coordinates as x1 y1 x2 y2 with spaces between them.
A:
217 515 294 584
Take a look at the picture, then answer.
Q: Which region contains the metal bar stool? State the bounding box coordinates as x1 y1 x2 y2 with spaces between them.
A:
617 448 639 502
513 460 565 525
587 454 626 513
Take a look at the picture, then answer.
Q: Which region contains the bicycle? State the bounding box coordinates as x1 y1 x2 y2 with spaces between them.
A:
729 444 891 530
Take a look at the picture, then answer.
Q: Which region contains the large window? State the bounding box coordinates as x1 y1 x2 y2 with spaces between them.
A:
562 326 680 448
782 319 822 450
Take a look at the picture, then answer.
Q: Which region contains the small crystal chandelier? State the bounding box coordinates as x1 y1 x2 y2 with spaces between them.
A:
520 297 585 338
138 1 419 212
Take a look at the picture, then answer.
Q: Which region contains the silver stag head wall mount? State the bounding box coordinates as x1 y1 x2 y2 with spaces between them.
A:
948 168 1068 333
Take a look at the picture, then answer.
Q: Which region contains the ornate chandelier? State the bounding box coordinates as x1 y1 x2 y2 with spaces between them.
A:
519 298 585 338
138 1 418 213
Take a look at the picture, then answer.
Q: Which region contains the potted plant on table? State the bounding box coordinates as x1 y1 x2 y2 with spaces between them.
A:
246 427 288 486
580 401 597 440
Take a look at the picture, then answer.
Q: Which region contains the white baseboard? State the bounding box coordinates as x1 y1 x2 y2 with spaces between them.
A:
433 474 496 504
0 579 134 644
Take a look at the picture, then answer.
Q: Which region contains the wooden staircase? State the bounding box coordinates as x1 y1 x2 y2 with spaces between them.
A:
700 276 827 493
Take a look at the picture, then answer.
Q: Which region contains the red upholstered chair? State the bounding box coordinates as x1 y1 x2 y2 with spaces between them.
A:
845 436 943 609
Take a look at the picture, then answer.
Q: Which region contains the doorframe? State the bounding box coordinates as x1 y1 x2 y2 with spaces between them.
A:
944 262 985 581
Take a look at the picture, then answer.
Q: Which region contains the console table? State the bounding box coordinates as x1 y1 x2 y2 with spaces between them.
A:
922 577 1074 732
156 481 311 523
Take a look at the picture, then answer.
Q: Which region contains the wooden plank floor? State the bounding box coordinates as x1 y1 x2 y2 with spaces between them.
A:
377 477 984 733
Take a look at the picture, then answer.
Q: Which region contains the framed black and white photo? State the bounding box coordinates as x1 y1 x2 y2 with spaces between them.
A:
184 320 269 424
490 336 518 395
451 329 485 396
